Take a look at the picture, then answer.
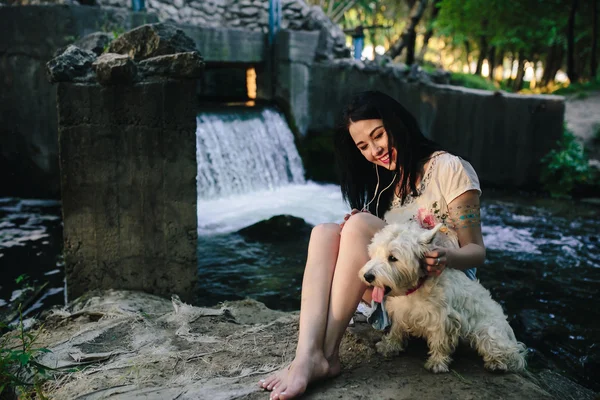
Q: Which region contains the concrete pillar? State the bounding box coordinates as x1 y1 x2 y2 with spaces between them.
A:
57 81 198 302
48 23 203 302
273 30 320 136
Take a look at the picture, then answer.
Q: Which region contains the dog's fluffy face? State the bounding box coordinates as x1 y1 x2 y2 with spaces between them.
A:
359 223 442 296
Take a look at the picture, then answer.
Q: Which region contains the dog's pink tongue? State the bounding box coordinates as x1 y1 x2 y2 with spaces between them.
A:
372 286 384 303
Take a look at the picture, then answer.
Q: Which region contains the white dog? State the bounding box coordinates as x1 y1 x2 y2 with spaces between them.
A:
359 222 527 373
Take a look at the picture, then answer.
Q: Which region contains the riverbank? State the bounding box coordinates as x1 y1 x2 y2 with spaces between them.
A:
9 290 594 399
564 90 600 161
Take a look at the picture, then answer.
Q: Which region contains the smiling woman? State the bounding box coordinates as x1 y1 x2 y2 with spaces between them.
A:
259 91 486 400
349 120 397 170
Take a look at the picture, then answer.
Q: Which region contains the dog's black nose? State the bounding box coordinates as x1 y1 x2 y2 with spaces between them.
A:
364 273 375 283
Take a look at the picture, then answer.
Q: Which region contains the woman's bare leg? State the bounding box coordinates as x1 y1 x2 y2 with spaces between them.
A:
322 213 384 363
269 213 385 400
259 223 341 392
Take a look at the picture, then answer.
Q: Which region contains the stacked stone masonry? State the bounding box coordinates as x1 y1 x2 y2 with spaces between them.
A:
94 0 349 59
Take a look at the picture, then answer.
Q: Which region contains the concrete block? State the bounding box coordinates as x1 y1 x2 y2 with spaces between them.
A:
275 29 319 65
178 25 265 64
57 81 198 302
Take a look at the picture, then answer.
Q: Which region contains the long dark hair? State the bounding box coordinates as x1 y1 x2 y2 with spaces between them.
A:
334 90 444 217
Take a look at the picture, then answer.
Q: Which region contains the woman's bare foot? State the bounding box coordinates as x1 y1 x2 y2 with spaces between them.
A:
259 367 286 392
259 351 340 400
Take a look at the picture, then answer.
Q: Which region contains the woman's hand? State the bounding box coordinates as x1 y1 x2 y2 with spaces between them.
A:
423 248 451 276
340 208 370 230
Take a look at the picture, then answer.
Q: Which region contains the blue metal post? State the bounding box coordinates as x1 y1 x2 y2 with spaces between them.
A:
352 26 365 60
353 36 364 60
131 0 145 12
268 0 281 46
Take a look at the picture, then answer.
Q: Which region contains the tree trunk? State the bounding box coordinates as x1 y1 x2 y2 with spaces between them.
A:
475 35 488 75
592 0 598 79
567 0 579 82
505 53 514 85
385 0 428 60
416 0 441 62
406 30 417 64
530 56 539 89
512 54 526 91
541 43 564 86
464 41 472 73
488 46 497 80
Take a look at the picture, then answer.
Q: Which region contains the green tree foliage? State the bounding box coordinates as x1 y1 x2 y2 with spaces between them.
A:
434 0 597 85
311 0 597 86
308 0 409 52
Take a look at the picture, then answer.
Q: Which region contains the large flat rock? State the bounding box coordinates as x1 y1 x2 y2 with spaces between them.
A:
24 290 593 399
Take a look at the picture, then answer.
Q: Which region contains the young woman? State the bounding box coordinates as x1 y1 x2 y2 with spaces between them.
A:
259 91 486 400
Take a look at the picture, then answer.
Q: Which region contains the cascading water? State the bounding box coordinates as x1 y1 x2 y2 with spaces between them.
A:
196 107 306 200
196 106 346 235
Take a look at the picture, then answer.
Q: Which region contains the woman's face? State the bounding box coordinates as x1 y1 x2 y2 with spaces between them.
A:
348 119 397 170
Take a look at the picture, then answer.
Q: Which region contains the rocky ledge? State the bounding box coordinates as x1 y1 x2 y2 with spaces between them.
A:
7 290 595 399
46 23 204 85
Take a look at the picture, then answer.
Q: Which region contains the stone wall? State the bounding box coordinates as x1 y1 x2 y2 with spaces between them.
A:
95 0 349 59
0 5 157 198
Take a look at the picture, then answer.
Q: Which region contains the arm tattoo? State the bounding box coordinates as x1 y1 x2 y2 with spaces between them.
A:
448 204 481 229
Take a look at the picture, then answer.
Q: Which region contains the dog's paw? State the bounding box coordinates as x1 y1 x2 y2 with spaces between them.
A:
484 360 508 372
375 339 406 357
424 358 450 373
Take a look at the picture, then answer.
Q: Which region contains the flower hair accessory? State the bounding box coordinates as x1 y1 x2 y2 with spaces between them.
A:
417 208 436 230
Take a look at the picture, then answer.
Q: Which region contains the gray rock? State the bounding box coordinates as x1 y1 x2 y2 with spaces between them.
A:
46 45 96 83
238 6 258 17
107 23 196 61
429 68 451 85
138 51 204 80
314 26 335 61
303 6 349 60
389 62 409 80
73 31 113 56
407 63 425 83
92 53 137 85
283 0 304 11
238 215 312 242
160 3 179 17
374 54 392 67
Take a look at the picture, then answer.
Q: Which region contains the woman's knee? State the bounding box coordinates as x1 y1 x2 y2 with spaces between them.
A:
310 223 341 241
341 212 385 239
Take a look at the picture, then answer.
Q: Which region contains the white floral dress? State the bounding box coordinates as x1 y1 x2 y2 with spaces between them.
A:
384 151 482 280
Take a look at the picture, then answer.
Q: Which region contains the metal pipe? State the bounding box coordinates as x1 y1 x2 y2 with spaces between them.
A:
131 0 145 11
268 0 281 46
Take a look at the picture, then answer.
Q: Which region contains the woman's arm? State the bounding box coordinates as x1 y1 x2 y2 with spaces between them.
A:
424 190 486 275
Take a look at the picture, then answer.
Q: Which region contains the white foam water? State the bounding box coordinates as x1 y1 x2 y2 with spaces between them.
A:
198 181 347 236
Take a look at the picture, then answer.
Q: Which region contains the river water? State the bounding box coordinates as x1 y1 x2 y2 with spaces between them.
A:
0 188 598 391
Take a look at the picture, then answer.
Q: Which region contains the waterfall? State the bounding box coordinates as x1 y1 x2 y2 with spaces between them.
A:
196 107 306 199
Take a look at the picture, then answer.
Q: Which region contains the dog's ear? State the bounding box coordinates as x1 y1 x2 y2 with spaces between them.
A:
419 223 443 244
